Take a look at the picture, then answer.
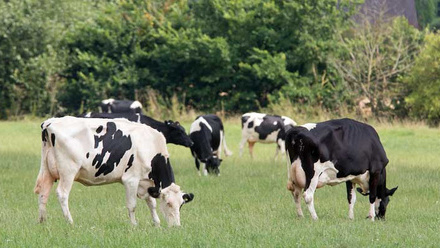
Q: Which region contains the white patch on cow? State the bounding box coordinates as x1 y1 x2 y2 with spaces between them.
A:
348 185 356 220
369 203 376 220
282 116 297 126
130 100 142 109
102 98 115 104
273 121 278 125
190 117 212 133
160 183 186 227
135 113 141 123
301 123 317 131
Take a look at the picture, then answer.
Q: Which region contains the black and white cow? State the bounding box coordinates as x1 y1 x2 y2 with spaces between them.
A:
189 114 232 176
100 99 143 114
285 118 397 221
240 112 297 158
35 117 194 227
80 112 193 147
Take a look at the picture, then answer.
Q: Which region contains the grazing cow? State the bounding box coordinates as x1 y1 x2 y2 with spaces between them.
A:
285 118 397 221
189 114 232 176
239 112 297 158
35 116 194 227
80 112 193 147
100 99 143 114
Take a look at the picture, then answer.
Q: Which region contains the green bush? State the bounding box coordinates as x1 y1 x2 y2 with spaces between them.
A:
405 33 440 126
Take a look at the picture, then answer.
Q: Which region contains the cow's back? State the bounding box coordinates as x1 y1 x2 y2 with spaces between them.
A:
313 118 388 174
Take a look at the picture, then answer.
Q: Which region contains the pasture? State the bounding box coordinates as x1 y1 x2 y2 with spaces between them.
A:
0 119 439 247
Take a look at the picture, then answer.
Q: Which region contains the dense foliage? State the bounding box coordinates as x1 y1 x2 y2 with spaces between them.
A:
415 0 440 29
0 0 439 124
405 33 440 125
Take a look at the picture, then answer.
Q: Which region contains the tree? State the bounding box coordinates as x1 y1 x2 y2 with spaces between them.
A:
329 14 423 117
405 33 440 126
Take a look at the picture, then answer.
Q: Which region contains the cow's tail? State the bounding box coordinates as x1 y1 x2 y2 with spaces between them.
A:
222 132 233 157
34 124 55 194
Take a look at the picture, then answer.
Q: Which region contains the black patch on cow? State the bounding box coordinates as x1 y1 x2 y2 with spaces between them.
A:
51 133 56 146
92 122 132 177
86 152 90 159
96 125 103 134
255 116 283 140
148 153 175 191
41 129 48 142
241 116 250 128
248 121 254 128
125 154 135 172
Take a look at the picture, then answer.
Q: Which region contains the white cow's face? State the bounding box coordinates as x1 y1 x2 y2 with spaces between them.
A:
158 183 194 227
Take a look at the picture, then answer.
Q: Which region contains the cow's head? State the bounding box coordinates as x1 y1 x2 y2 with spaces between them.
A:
148 183 194 227
164 120 194 147
201 156 222 175
376 186 398 219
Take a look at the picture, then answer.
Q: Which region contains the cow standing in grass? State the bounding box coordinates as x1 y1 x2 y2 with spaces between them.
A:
35 116 194 227
240 112 297 159
100 99 143 114
285 118 397 221
189 114 232 176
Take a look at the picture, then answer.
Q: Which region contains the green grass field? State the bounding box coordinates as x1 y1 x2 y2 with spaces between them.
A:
1 119 440 247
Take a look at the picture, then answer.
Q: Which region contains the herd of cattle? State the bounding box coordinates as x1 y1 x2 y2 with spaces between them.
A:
34 99 398 227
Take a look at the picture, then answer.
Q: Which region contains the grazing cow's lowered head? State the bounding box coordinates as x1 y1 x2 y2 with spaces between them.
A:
285 119 397 221
147 184 194 227
202 156 222 175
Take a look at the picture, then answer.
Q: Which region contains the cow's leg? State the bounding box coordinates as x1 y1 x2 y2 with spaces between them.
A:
56 174 75 224
346 182 356 220
202 163 208 176
367 171 380 221
288 182 304 218
122 178 140 225
217 131 223 159
36 174 54 223
239 136 247 157
303 171 321 220
248 141 256 159
145 196 160 226
274 145 280 160
195 157 201 176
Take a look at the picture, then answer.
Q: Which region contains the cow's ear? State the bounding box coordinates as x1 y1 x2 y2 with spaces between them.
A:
147 187 161 198
175 121 180 125
387 186 398 196
183 193 194 203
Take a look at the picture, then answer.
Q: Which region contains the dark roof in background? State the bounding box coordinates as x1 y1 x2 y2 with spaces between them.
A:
354 0 419 28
